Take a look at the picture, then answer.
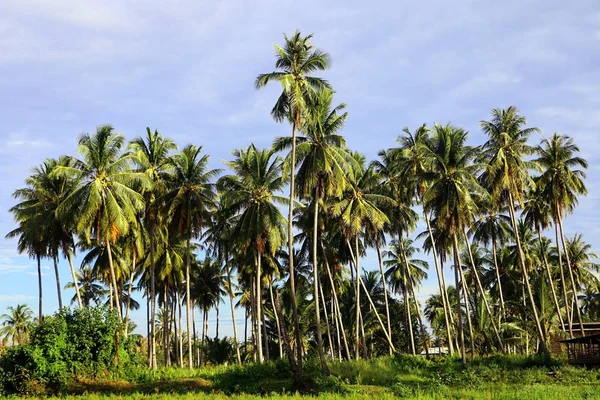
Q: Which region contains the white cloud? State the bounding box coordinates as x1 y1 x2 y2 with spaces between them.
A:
0 294 35 303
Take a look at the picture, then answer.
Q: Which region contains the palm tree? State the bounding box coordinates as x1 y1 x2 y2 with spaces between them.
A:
564 234 599 301
0 304 33 346
384 238 428 355
480 106 548 354
53 125 149 319
535 134 588 336
164 144 219 369
523 186 564 328
256 31 331 374
274 87 352 370
65 267 107 306
129 127 176 369
218 145 287 363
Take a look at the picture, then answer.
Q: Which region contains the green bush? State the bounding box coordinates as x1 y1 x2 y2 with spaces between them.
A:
0 306 140 395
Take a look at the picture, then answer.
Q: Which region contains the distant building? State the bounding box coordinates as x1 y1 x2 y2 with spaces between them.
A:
560 334 600 366
419 346 448 356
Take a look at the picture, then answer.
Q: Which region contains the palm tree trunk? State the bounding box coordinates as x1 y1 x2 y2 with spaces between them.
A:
256 253 264 363
352 238 361 359
178 290 184 368
507 194 549 355
404 280 416 355
332 294 342 361
269 282 283 359
557 211 585 336
287 119 303 376
124 257 135 338
37 254 43 323
164 285 170 367
216 307 220 338
319 279 334 360
192 305 198 367
453 236 467 365
424 212 454 355
244 307 248 357
376 240 393 355
185 232 193 369
555 223 572 337
66 251 82 308
312 199 328 371
105 240 122 319
200 309 206 366
321 243 351 359
149 224 157 370
458 259 475 361
538 227 565 329
462 228 504 352
274 290 299 383
491 238 505 318
347 238 395 352
225 252 242 366
410 284 429 356
53 256 63 310
261 300 270 361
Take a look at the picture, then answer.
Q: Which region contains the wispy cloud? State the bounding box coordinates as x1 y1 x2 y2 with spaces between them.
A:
0 294 35 303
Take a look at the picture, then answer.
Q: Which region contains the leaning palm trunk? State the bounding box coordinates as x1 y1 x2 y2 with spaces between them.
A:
53 256 63 310
537 227 565 329
399 236 415 355
105 240 122 319
376 240 393 355
462 228 504 352
319 279 334 359
454 235 475 360
124 257 135 337
274 290 300 383
424 212 454 354
185 233 193 369
269 282 284 358
347 238 396 351
66 251 82 308
507 193 549 354
554 224 572 337
312 199 328 371
557 211 585 336
321 243 351 359
410 284 429 356
452 235 467 365
287 120 303 375
491 238 505 318
149 225 157 369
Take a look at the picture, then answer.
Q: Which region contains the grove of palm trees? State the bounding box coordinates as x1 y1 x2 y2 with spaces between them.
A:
2 31 599 399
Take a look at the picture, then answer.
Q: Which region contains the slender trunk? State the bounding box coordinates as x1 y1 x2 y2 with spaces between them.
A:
185 233 193 369
458 255 475 361
178 290 184 368
453 236 467 365
376 241 393 355
347 238 395 351
149 224 157 370
359 309 368 359
146 296 150 360
491 238 505 318
105 240 122 319
216 307 220 338
53 256 63 310
312 199 328 371
262 299 269 361
555 223 572 337
124 256 135 338
66 250 82 308
223 270 240 366
192 305 198 368
322 243 351 359
332 293 342 361
410 284 429 357
507 194 549 355
256 253 264 363
274 291 300 383
37 255 43 323
557 211 585 336
287 120 303 376
164 285 169 367
320 279 334 360
269 282 283 359
538 227 565 329
462 228 504 352
404 281 416 355
353 238 361 359
424 212 454 354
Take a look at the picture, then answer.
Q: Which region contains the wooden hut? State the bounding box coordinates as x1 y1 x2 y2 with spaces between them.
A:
560 333 600 366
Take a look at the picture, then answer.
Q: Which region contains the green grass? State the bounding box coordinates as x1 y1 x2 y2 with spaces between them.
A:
11 355 600 399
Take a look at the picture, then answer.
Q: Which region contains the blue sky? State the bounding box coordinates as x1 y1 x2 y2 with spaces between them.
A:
1 0 599 337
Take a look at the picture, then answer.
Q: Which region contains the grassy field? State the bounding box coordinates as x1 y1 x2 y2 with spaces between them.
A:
15 355 600 399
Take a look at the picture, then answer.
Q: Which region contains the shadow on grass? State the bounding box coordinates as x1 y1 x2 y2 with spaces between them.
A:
68 377 213 395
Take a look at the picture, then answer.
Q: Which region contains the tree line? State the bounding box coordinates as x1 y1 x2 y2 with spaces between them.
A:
5 31 598 379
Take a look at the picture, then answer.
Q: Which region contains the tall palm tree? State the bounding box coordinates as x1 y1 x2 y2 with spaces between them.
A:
0 304 33 346
129 127 176 369
164 144 219 369
535 134 588 336
256 31 331 374
523 186 564 328
218 145 287 363
274 88 352 370
53 125 149 319
384 238 428 355
480 106 548 354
